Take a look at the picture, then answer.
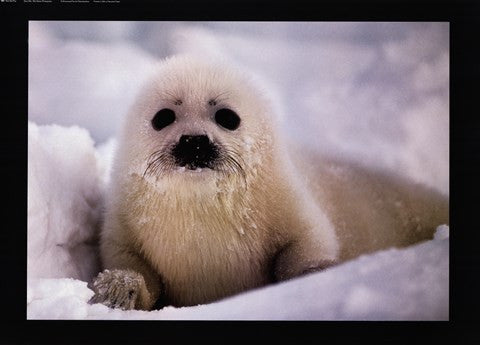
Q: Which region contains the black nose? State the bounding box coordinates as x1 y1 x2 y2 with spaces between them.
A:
172 135 218 170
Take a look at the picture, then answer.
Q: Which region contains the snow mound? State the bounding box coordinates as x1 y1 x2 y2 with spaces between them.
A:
27 122 103 282
27 278 95 320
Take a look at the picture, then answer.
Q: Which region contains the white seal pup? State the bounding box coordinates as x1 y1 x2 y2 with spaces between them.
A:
89 55 448 310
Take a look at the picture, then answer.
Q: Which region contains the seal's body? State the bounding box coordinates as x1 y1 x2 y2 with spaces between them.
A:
90 55 448 310
296 151 448 262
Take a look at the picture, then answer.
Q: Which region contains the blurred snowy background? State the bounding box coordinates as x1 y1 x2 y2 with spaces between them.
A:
27 21 449 320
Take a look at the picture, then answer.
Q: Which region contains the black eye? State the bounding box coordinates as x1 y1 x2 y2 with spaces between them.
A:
151 109 176 131
214 108 241 131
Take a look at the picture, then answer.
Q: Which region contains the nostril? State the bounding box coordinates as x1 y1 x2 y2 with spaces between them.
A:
173 135 218 169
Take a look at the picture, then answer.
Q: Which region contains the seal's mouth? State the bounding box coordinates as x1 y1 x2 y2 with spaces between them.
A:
178 163 215 171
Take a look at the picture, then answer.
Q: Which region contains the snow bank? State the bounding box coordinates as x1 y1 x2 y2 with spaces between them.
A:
27 278 95 320
27 122 103 282
27 225 448 320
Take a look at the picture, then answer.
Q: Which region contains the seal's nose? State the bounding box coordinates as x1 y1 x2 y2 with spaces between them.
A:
172 135 218 170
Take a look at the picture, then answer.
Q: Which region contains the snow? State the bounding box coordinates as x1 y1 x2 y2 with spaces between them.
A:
28 21 157 144
27 22 449 320
434 224 449 241
27 226 448 320
27 122 102 283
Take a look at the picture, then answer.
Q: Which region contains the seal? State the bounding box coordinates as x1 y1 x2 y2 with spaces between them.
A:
89 55 448 310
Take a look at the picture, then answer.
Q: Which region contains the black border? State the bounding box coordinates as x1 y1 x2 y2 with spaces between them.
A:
2 0 479 344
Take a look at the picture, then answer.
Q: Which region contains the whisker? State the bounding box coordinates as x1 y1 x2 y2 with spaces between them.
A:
143 145 176 178
142 142 248 191
216 146 248 189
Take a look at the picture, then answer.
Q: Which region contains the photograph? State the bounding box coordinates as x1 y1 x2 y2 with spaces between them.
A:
27 21 450 320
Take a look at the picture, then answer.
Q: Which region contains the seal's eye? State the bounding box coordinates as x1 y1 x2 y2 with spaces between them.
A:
214 108 241 131
151 109 176 131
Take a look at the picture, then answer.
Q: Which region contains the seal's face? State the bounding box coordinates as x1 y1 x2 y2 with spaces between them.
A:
123 55 272 184
143 101 244 177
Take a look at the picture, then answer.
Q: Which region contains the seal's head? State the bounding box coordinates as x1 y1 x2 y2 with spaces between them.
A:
116 55 276 191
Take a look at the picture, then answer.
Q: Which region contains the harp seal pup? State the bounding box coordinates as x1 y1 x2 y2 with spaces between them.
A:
89 55 448 310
